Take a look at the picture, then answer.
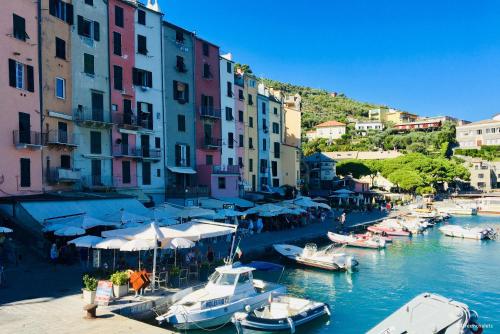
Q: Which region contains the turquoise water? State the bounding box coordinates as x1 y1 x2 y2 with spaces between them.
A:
191 215 500 333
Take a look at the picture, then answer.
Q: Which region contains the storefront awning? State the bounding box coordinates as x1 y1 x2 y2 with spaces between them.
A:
167 166 197 174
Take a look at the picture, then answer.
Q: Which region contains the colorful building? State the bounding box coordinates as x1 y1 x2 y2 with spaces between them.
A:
306 120 346 141
1 0 43 196
281 94 302 188
269 92 283 187
368 108 418 125
257 84 271 191
234 69 246 193
244 74 258 191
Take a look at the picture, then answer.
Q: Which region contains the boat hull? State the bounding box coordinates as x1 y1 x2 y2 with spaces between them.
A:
273 244 357 271
327 232 385 249
368 225 410 237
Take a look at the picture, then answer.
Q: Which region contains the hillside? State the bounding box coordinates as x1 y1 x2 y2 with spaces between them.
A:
260 78 385 131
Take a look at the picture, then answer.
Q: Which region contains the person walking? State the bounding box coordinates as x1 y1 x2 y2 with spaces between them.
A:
340 212 346 231
50 243 59 268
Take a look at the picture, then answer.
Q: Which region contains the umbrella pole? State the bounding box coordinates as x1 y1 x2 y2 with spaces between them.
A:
152 244 157 292
138 250 141 270
87 248 90 268
113 249 116 271
174 249 177 267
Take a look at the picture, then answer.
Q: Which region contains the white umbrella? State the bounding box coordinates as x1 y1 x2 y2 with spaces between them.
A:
43 223 78 232
122 222 144 229
54 226 86 237
67 235 103 248
102 209 150 225
178 207 215 219
164 237 195 266
216 209 243 217
120 239 156 271
0 227 13 233
95 237 128 270
157 203 183 218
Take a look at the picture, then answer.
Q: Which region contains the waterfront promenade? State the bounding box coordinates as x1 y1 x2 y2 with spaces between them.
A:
0 210 387 334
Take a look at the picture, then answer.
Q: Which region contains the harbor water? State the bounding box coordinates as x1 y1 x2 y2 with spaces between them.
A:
191 215 500 333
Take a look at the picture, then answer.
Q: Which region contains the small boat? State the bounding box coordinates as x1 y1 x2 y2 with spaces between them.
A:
367 225 411 237
232 294 330 333
273 243 358 271
439 225 497 240
155 262 286 330
367 292 482 334
327 232 386 249
355 233 392 243
435 205 478 216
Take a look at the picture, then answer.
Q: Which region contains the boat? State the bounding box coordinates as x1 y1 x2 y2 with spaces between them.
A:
439 225 497 240
367 225 411 237
232 294 330 333
355 233 392 243
155 262 286 330
436 205 478 216
327 232 386 249
273 243 358 271
367 292 482 334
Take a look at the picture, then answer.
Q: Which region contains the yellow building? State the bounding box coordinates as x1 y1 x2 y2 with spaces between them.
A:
281 94 302 187
244 74 258 191
369 108 418 125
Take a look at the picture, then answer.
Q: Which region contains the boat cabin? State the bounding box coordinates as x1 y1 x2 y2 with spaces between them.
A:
206 265 258 300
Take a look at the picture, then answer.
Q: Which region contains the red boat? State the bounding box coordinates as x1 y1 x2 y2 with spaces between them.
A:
367 225 410 237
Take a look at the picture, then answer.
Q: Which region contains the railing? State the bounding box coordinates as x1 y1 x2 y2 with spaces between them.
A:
45 131 78 146
199 138 222 149
74 107 111 125
167 185 209 198
175 159 189 167
81 174 113 188
13 130 45 148
212 165 240 175
113 113 139 129
199 106 221 119
139 118 153 131
46 168 81 183
112 144 142 158
141 147 162 160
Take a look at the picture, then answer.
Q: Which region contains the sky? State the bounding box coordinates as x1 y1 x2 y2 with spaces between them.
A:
158 0 500 121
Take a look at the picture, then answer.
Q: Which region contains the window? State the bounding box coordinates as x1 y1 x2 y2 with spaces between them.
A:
218 177 226 189
206 155 213 166
260 159 268 173
90 131 101 154
225 107 233 121
249 116 254 128
55 37 66 59
85 0 93 5
272 161 278 177
83 53 94 75
173 80 189 102
272 122 280 134
228 158 233 166
249 137 253 149
273 107 278 114
49 0 73 24
157 169 161 177
478 173 484 179
261 102 266 114
175 30 184 43
227 61 232 73
249 158 253 172
155 137 161 149
61 155 71 169
177 115 186 132
203 63 212 78
238 110 244 122
13 14 28 41
122 161 131 184
132 67 152 87
227 82 233 97
274 142 280 158
238 157 243 168
262 138 266 151
115 6 124 27
477 130 482 135
137 101 153 129
142 162 151 185
202 42 209 56
176 56 186 72
248 94 253 105
55 77 65 99
137 35 147 55
238 89 244 100
228 132 234 149
239 134 244 147
77 16 99 41
113 32 122 55
137 9 146 25
20 158 30 187
113 65 123 90
175 144 190 166
272 178 279 187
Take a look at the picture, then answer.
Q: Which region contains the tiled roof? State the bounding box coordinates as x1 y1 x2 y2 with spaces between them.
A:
316 120 346 127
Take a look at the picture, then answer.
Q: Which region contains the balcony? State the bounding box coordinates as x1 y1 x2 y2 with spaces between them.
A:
45 131 78 148
112 144 142 158
212 165 240 175
46 168 81 183
138 119 153 131
74 107 112 128
199 106 221 119
167 185 209 198
199 138 222 150
81 174 113 189
13 130 44 150
113 113 140 130
141 147 162 161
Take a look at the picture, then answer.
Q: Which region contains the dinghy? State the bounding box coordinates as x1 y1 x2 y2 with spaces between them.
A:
273 243 358 271
327 232 386 249
368 224 411 237
232 294 330 333
367 292 482 334
439 225 497 240
355 232 392 243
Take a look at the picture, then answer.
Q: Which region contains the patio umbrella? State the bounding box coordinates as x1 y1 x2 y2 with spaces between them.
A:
54 226 86 237
120 239 156 270
95 237 128 270
102 209 150 226
43 223 79 232
177 207 216 219
157 203 184 219
0 227 13 233
164 237 195 266
67 235 103 248
216 209 243 217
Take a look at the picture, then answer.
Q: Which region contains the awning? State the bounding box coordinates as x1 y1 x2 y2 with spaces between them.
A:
215 197 255 208
116 189 151 203
199 198 229 209
167 166 197 174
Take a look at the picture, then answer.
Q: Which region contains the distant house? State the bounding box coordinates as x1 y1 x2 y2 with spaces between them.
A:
303 152 337 190
322 150 402 161
306 121 346 141
394 116 459 132
369 108 418 125
456 114 500 149
355 121 384 135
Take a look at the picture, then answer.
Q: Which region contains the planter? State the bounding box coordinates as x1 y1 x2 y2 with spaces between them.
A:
82 289 96 304
113 284 129 298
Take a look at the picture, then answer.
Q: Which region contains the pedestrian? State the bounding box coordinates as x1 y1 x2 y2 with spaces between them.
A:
340 212 346 229
256 217 263 233
50 243 59 267
206 246 214 263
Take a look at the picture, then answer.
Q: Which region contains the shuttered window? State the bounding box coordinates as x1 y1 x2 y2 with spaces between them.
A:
177 115 186 132
138 10 146 25
77 16 98 41
142 162 151 185
90 131 101 154
274 142 280 158
83 53 94 75
228 132 234 149
272 161 278 177
20 158 31 187
13 14 27 41
61 155 71 169
137 35 147 55
122 161 131 184
113 32 121 56
49 0 73 24
113 65 123 90
132 68 152 87
55 37 66 59
9 59 33 92
115 6 124 27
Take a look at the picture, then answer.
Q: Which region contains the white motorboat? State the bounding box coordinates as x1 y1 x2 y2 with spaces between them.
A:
327 232 386 249
273 243 358 271
367 292 482 334
155 262 286 330
436 206 478 216
232 294 330 333
439 225 496 240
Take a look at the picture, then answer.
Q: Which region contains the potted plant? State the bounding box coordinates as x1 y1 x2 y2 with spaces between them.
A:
169 266 180 288
199 261 210 281
82 274 98 304
110 271 129 298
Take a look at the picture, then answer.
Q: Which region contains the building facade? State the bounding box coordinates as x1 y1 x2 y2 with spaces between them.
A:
244 74 258 191
456 115 500 149
1 0 43 196
234 70 246 194
369 108 418 125
269 93 283 187
303 152 337 190
281 94 302 187
355 121 384 134
257 84 270 191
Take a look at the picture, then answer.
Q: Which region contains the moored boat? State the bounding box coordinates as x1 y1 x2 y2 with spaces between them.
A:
367 225 411 237
439 225 497 240
232 294 330 333
355 232 392 243
327 232 386 249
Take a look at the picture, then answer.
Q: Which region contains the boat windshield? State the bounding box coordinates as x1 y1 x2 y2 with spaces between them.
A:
209 271 238 286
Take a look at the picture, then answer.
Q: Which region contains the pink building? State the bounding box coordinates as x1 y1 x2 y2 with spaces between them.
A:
0 1 43 196
109 0 138 188
194 37 222 190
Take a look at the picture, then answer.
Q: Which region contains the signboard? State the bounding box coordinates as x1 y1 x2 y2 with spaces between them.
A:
94 280 113 306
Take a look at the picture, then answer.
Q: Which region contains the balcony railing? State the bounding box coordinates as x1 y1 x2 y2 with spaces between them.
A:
81 174 113 188
13 130 45 150
212 165 240 175
199 106 221 119
113 113 140 129
139 118 153 131
199 138 222 149
175 159 189 167
46 168 81 183
112 144 142 158
74 107 112 128
45 131 78 148
141 147 162 161
167 185 209 198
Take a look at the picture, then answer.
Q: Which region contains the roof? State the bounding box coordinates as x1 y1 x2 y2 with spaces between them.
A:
457 118 500 128
316 120 346 128
167 166 197 174
216 265 255 274
163 21 195 35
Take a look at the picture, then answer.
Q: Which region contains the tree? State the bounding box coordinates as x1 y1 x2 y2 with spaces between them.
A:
234 63 253 74
388 169 424 192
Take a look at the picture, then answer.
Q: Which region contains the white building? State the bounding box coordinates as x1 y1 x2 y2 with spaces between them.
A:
220 54 237 168
306 120 346 141
355 121 384 133
456 114 500 149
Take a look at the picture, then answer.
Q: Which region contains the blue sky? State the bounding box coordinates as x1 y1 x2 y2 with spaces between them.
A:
158 0 500 121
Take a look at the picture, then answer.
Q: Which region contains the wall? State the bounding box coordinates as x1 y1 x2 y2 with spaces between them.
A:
244 75 258 191
220 56 237 168
257 85 270 190
269 96 282 187
210 174 239 198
